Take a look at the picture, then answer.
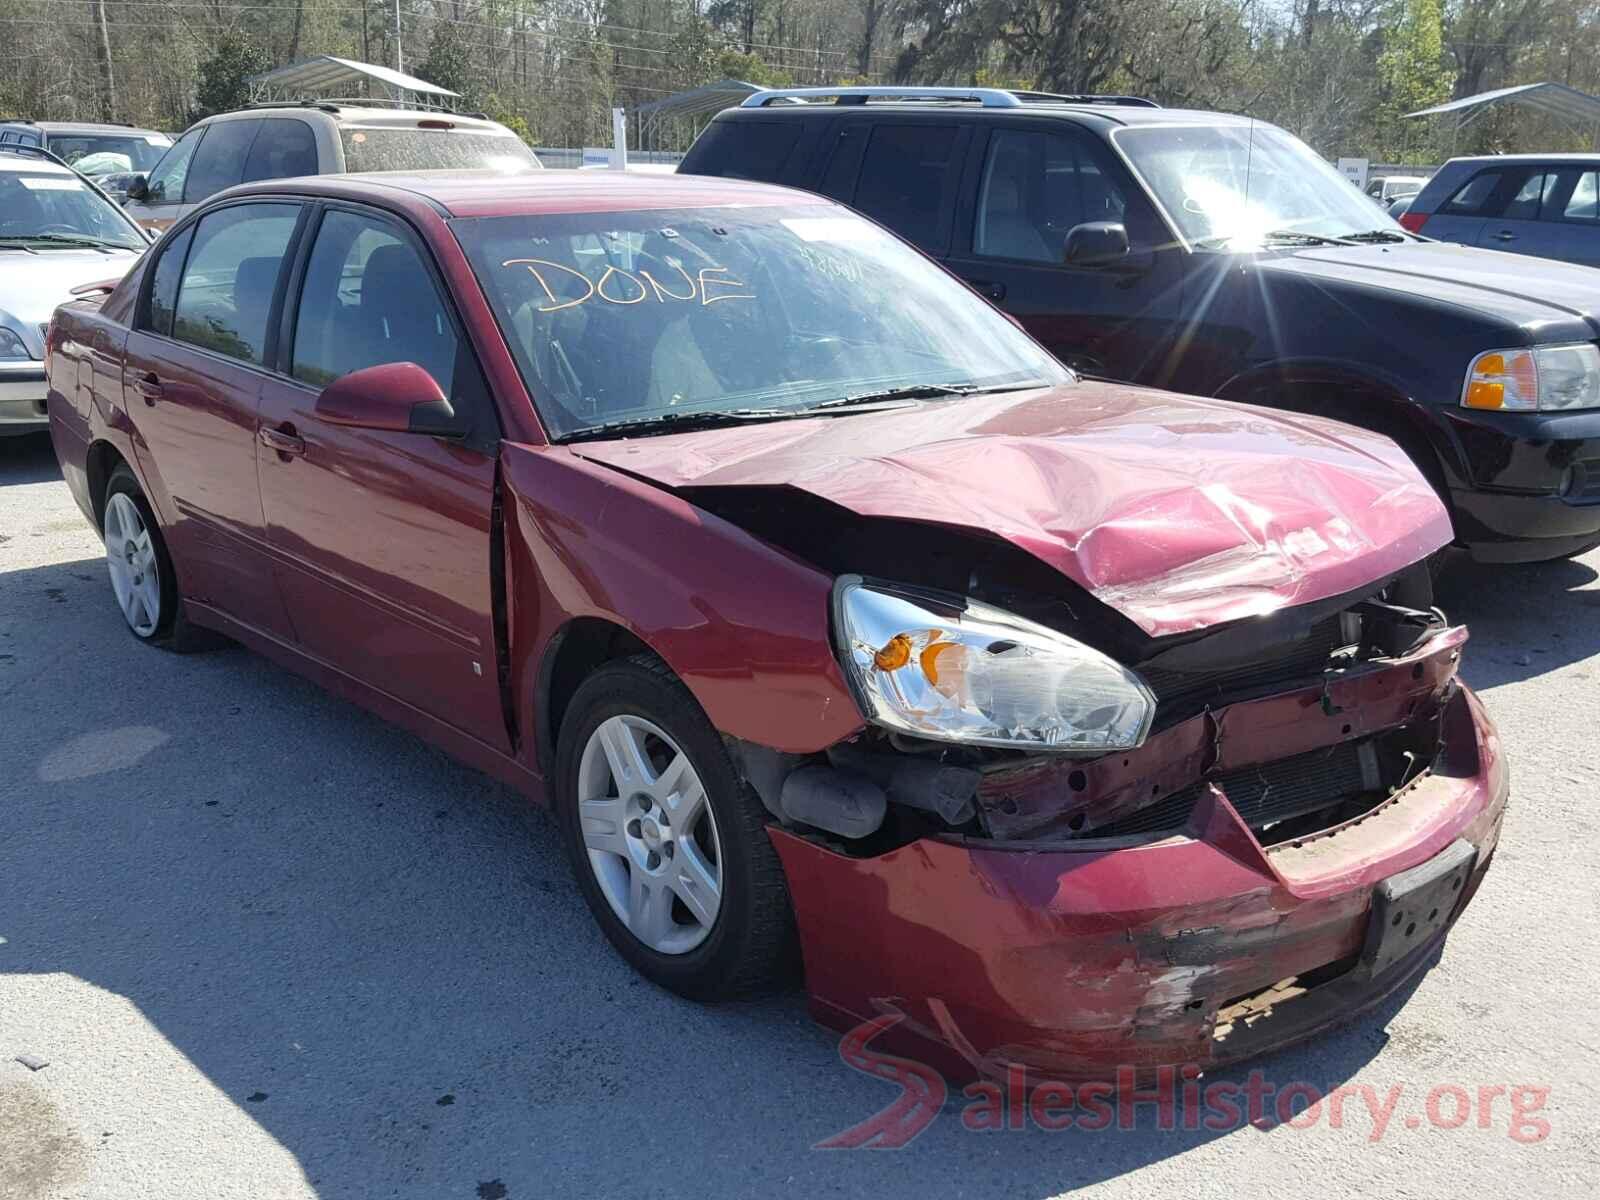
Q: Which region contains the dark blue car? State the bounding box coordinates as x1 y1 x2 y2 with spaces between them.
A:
1403 154 1600 269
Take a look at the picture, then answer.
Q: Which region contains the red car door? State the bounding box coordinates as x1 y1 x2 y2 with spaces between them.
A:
124 200 302 641
255 204 509 751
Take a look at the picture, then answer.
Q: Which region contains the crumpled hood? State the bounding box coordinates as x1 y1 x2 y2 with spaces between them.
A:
569 383 1453 637
1260 241 1600 341
0 248 141 357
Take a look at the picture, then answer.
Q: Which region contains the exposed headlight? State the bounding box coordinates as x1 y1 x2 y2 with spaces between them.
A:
1462 344 1600 412
0 327 30 361
832 576 1156 753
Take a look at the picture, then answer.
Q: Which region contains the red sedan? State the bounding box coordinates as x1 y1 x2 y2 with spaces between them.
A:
46 170 1505 1081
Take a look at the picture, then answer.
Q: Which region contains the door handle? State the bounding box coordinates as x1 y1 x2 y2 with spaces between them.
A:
1493 230 1518 241
132 372 163 404
259 424 306 458
970 279 1007 301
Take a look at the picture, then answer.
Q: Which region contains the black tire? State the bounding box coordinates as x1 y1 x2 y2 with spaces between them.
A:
103 464 223 653
553 654 797 999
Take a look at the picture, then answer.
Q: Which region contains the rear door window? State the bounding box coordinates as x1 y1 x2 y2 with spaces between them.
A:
848 124 965 253
1501 172 1557 221
1442 171 1503 215
183 119 262 203
242 119 318 182
144 225 195 336
171 202 300 364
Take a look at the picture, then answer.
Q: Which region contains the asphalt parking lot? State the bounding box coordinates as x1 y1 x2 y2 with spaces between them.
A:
2 431 1597 1199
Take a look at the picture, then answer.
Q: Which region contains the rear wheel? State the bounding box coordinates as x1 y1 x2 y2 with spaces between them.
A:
554 655 796 999
101 464 220 651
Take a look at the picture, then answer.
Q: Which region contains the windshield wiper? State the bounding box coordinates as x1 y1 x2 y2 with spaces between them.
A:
1195 230 1358 250
558 407 802 442
0 233 129 252
811 380 1049 411
1341 228 1410 244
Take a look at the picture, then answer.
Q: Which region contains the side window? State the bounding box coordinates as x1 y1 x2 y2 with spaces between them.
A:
183 119 262 204
145 128 203 204
685 121 800 183
851 124 962 251
817 125 866 200
291 209 458 395
242 119 318 183
1502 172 1553 221
1442 171 1503 216
974 129 1132 264
143 225 195 336
171 203 299 364
1563 172 1599 222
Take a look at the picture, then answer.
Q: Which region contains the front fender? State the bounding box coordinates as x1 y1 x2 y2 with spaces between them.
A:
500 443 864 768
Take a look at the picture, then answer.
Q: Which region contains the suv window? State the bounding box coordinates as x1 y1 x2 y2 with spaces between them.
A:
684 121 801 182
242 119 318 183
291 209 458 393
1563 171 1599 221
184 119 262 203
1503 171 1558 221
171 202 299 364
144 127 203 204
975 129 1129 264
1442 171 1503 215
145 225 195 336
338 128 538 173
849 125 963 252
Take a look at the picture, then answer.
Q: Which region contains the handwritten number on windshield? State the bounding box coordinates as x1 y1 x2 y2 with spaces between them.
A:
502 258 755 312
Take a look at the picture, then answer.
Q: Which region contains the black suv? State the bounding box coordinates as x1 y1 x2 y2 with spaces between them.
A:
681 86 1600 562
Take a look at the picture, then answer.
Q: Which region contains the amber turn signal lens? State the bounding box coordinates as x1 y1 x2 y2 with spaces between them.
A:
873 633 912 671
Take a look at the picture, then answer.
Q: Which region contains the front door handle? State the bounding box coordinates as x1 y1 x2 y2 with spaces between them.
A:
132 372 163 404
259 425 306 458
1492 230 1518 241
970 279 1007 301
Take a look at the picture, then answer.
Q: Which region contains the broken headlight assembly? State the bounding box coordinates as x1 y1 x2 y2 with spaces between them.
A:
832 576 1157 752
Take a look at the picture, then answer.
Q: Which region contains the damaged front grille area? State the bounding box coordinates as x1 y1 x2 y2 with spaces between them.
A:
1092 739 1380 840
1138 615 1351 721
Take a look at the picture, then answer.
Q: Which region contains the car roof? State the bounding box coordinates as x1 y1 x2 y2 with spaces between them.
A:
0 150 74 175
1443 153 1600 166
4 120 168 136
720 100 1259 129
230 169 813 219
195 105 517 134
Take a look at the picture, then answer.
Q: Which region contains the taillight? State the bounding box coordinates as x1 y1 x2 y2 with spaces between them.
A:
1399 211 1428 234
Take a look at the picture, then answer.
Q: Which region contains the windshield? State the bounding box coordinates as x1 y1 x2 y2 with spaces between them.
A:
340 128 540 173
50 133 170 174
1116 124 1404 248
0 171 145 249
453 204 1070 439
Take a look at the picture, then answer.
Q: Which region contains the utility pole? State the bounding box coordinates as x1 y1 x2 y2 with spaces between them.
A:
394 0 404 74
91 0 116 121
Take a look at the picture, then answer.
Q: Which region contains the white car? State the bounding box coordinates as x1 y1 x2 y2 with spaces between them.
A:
0 148 149 436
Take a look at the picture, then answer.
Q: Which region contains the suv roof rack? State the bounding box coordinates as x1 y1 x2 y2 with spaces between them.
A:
240 96 468 116
740 86 1158 110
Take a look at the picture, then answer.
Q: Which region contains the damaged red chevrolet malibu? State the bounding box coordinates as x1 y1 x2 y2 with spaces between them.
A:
47 172 1505 1082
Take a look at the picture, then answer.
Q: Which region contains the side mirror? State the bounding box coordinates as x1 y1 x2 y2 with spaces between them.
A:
1063 221 1131 269
125 174 148 201
314 362 459 436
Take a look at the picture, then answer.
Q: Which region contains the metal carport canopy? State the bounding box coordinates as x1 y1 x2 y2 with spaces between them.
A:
1408 82 1600 138
248 56 460 108
633 80 776 122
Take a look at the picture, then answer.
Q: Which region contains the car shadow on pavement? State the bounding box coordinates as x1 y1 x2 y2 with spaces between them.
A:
1434 552 1600 690
0 433 61 486
0 554 1453 1198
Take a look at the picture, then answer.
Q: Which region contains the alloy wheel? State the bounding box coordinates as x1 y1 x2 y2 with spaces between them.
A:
575 714 724 955
104 491 161 638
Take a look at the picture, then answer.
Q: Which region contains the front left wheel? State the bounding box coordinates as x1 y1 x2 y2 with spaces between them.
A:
553 655 797 999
